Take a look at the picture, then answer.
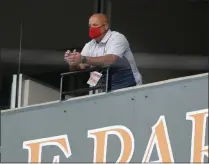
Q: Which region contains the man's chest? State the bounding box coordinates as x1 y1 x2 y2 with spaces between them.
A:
89 43 107 57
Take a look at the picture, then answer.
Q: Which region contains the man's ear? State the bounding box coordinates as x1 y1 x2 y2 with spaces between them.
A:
105 24 109 30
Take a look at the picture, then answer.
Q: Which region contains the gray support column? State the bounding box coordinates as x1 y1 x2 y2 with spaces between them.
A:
98 0 112 27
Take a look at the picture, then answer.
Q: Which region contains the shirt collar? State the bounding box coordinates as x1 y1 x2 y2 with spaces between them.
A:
100 29 112 43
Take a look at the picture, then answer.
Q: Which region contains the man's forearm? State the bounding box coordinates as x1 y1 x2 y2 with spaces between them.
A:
85 54 118 66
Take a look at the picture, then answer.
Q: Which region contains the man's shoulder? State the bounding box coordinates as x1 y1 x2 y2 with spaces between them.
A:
109 31 128 42
110 31 126 38
107 31 129 46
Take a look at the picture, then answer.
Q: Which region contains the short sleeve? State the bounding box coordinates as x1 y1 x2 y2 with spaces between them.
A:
81 43 90 56
105 34 129 58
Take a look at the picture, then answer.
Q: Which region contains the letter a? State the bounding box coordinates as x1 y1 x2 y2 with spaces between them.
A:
88 125 134 163
186 109 208 163
23 134 71 163
142 116 174 163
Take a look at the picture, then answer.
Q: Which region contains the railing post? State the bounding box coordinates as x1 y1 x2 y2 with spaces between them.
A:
59 75 65 101
106 67 112 92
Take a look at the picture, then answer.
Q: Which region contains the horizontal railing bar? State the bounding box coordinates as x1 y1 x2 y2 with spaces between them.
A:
61 65 110 76
62 85 105 95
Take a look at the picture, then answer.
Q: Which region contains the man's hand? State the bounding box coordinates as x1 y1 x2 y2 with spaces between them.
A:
64 49 88 71
64 49 78 65
67 51 82 65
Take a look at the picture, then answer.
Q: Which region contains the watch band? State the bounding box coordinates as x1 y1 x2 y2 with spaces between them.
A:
81 56 87 64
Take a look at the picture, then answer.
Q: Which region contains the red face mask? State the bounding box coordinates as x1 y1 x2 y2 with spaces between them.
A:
89 26 102 39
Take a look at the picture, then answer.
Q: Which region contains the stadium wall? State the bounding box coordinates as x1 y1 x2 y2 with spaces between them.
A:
1 73 208 163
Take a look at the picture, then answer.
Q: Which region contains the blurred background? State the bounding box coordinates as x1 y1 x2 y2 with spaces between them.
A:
0 0 208 109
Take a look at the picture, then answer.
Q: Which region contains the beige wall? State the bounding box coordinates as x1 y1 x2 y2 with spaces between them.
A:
22 79 60 106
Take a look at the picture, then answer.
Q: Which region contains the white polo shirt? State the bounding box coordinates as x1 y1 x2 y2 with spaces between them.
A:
81 30 142 90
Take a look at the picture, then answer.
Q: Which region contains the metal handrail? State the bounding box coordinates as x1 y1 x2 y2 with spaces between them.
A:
59 65 112 101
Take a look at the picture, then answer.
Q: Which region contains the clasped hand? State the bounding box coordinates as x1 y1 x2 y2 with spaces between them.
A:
64 49 81 65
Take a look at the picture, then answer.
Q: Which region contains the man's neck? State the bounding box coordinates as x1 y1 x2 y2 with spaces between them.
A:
95 30 109 43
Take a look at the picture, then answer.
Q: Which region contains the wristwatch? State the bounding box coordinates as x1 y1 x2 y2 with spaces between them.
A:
81 55 87 64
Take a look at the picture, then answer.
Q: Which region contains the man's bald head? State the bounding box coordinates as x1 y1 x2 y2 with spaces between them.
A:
89 13 109 25
89 13 109 30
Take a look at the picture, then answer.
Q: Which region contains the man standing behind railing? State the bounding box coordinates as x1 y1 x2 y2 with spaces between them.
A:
64 13 142 90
